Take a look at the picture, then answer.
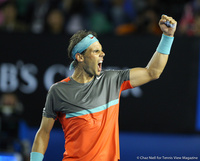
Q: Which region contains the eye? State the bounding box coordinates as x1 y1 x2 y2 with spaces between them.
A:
93 50 101 55
94 50 99 53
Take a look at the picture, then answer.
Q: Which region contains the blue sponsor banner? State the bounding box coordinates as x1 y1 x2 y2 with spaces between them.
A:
0 153 21 161
196 44 200 131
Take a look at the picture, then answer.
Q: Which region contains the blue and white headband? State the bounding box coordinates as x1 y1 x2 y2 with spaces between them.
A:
69 34 99 70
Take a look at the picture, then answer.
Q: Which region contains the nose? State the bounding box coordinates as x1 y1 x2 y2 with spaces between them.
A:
100 51 105 57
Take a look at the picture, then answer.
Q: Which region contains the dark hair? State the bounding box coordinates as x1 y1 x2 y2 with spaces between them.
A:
67 30 97 68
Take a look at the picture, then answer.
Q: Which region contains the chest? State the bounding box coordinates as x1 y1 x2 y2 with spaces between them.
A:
56 80 120 115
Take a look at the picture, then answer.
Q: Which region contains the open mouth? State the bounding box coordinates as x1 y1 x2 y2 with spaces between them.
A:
98 61 103 72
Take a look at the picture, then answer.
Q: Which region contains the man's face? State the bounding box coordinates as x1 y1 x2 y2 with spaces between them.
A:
82 41 105 76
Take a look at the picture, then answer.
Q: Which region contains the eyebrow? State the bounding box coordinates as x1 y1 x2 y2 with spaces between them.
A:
94 47 103 51
93 49 101 52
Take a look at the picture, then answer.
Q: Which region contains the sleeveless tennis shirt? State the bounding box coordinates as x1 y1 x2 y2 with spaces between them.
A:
43 69 133 161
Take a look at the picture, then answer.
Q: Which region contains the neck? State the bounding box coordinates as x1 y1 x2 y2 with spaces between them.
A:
72 68 94 83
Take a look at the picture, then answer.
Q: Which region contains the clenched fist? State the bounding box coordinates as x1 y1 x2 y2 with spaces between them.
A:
159 15 177 37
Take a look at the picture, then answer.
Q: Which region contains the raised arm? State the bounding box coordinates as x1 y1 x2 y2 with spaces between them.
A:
30 116 55 161
130 15 177 87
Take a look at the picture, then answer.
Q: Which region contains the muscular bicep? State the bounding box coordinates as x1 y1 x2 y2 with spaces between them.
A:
130 67 154 87
130 52 168 87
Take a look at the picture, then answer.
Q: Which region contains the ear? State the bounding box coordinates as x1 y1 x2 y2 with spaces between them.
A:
75 53 84 62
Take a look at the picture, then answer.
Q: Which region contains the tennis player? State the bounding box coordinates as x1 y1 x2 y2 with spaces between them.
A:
30 15 177 161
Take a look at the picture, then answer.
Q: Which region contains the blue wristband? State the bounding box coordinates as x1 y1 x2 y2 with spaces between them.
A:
156 34 174 55
30 152 44 161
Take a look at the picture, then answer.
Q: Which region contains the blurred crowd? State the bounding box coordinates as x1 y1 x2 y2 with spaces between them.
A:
0 93 30 161
0 0 198 36
0 0 199 36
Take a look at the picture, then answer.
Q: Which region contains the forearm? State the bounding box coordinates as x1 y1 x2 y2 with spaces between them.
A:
146 51 169 79
146 31 175 79
30 116 54 161
31 129 50 154
130 34 174 87
146 14 177 78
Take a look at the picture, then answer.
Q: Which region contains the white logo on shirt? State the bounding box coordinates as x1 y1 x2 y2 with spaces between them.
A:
96 75 103 80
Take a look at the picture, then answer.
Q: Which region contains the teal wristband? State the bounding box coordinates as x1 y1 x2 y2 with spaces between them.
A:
156 34 174 55
30 152 44 161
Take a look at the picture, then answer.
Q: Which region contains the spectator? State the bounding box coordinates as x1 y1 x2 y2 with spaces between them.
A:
0 93 31 161
84 0 112 34
111 0 137 35
0 93 23 151
193 11 200 36
15 0 32 22
134 8 162 35
0 2 28 33
45 8 65 35
134 0 162 35
25 0 53 34
111 0 136 27
178 0 200 36
0 0 7 25
59 0 85 35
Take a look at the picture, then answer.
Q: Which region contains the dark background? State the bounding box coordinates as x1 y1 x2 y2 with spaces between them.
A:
1 1 200 160
0 33 199 134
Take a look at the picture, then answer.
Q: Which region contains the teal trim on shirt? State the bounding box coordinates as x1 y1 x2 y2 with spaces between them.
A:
66 99 119 118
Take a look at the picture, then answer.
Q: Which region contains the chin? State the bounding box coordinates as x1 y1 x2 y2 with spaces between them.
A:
96 71 101 76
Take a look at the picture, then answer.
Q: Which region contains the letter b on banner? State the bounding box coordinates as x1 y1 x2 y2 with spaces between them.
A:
0 63 19 92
